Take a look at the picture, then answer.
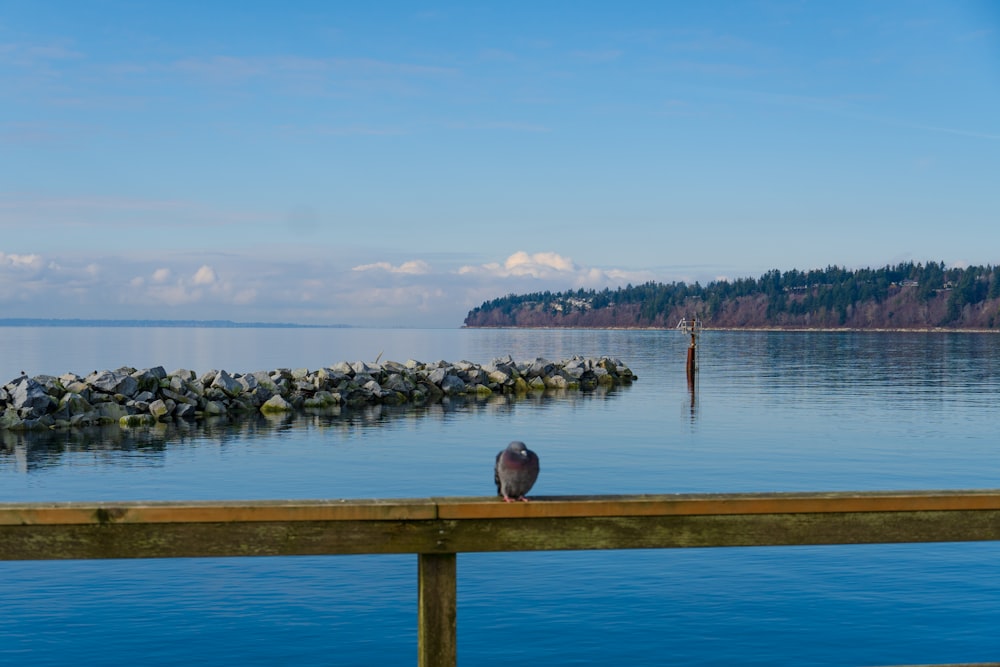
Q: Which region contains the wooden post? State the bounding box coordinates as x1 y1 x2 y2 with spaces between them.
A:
418 552 457 667
676 315 700 385
686 338 696 384
686 316 697 384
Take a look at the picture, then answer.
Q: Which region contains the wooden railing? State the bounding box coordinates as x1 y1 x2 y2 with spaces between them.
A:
4 490 1000 666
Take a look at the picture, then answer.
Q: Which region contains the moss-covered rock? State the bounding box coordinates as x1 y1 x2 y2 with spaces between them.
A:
260 395 294 414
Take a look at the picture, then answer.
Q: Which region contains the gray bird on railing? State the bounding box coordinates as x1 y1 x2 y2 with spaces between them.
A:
494 441 540 502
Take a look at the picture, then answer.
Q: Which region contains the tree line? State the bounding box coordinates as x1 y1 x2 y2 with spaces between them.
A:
464 262 1000 329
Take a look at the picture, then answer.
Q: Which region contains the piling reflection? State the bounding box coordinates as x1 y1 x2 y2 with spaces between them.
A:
687 372 698 424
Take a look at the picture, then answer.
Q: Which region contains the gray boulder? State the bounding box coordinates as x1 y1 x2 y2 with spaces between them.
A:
148 399 173 421
87 370 138 397
440 375 467 395
131 367 165 392
175 403 198 420
10 377 54 416
211 370 243 396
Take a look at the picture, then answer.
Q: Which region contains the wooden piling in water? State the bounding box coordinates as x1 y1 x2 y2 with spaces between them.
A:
679 314 699 383
686 340 696 383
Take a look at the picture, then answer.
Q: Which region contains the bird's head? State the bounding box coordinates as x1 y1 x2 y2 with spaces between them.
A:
508 441 529 457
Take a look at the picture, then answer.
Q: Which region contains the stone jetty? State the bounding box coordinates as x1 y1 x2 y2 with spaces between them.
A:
0 356 636 431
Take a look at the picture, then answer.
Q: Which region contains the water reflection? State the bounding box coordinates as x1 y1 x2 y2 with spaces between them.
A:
687 372 698 424
1 384 630 474
699 330 1000 409
2 424 170 473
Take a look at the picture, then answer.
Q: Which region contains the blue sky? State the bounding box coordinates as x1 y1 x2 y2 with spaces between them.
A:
2 1 998 326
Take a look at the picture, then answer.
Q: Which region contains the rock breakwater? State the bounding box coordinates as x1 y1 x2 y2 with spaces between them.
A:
0 356 636 431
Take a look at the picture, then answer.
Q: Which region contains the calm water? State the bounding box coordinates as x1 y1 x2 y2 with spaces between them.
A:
2 327 999 665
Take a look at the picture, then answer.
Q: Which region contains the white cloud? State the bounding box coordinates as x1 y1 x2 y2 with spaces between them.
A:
0 252 44 270
352 260 431 274
506 251 576 275
120 264 225 307
192 265 218 285
459 251 577 279
353 261 394 272
457 251 653 288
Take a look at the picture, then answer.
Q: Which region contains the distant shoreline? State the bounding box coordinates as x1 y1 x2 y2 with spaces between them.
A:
462 325 1000 333
5 320 997 332
0 319 351 329
707 326 1000 333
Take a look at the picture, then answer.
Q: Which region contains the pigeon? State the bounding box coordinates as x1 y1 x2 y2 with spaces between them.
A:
494 441 540 502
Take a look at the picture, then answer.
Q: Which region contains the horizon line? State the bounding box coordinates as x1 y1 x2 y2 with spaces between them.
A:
0 318 353 329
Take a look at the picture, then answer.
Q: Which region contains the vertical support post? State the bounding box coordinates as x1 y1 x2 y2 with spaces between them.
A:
677 315 701 386
686 336 696 384
418 552 457 667
686 315 697 385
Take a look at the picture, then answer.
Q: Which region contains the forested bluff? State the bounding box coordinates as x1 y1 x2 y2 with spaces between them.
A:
463 262 1000 330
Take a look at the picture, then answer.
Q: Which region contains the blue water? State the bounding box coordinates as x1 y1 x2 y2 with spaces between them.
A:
2 327 1000 665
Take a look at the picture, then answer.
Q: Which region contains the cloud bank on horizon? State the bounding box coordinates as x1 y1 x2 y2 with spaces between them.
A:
0 246 655 326
1 2 998 327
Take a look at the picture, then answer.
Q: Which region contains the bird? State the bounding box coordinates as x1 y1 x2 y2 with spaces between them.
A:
494 441 540 502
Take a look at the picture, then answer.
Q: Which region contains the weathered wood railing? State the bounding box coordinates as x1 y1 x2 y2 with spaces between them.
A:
4 490 1000 666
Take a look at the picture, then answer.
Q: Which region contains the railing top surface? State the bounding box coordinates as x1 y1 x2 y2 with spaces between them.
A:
3 489 1000 526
